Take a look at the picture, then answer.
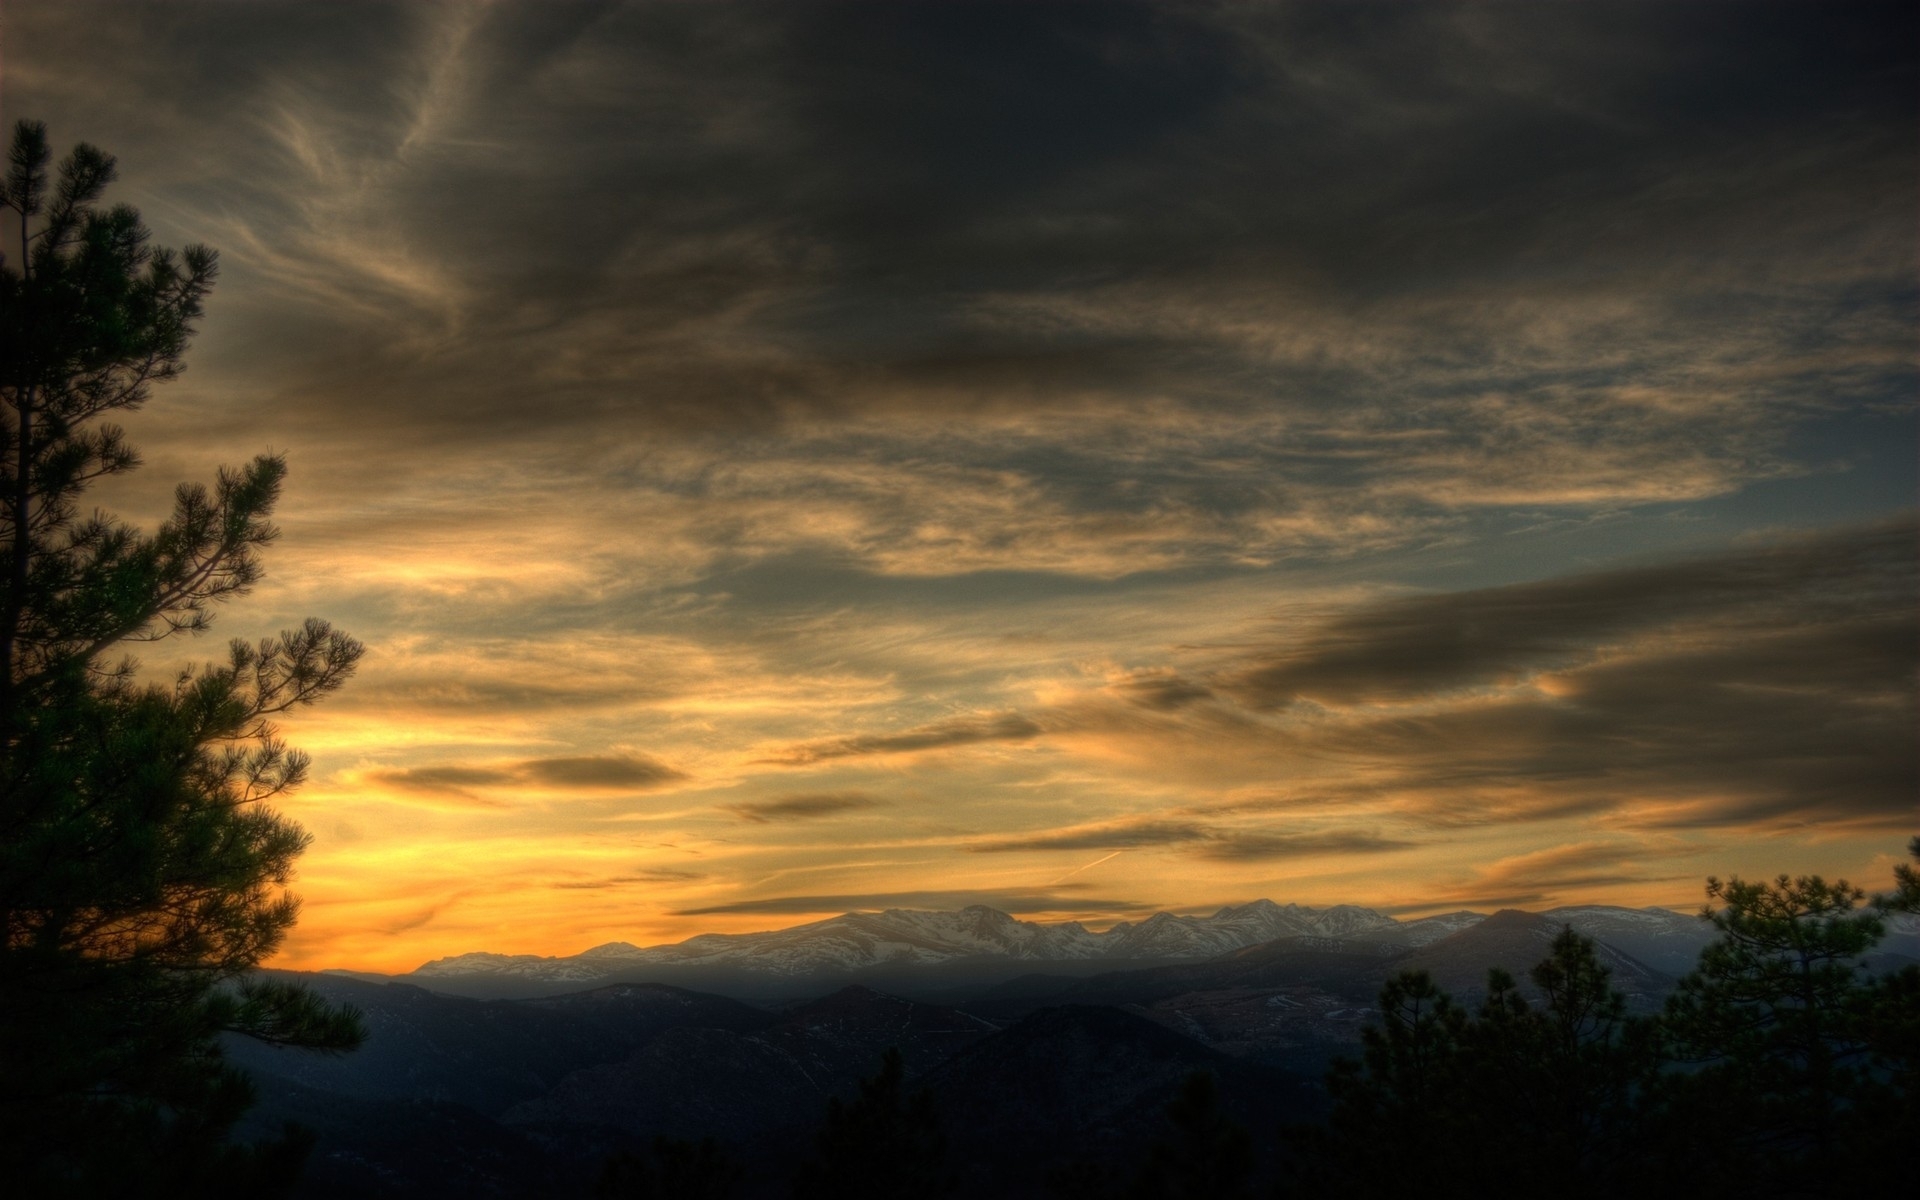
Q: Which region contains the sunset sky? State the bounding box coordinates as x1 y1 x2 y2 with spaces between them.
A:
5 1 1915 975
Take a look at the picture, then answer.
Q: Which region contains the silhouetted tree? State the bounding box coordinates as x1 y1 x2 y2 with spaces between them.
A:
0 120 363 1195
1045 1159 1128 1200
1658 872 1900 1195
1867 836 1920 1065
599 1136 741 1200
1285 969 1468 1192
1856 836 1920 1171
1879 835 1920 914
1287 853 1917 1198
1468 931 1656 1192
1288 936 1653 1198
793 1047 949 1200
1126 1070 1253 1200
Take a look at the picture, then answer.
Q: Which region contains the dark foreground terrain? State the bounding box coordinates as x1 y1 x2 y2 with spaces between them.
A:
229 905 1919 1197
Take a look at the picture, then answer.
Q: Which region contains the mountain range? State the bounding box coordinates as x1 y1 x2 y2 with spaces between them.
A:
392 900 1718 995
255 900 1919 1197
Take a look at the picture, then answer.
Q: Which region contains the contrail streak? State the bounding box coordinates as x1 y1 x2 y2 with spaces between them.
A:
1050 850 1123 886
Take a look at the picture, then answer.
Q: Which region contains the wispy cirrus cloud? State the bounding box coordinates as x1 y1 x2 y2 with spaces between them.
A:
1408 841 1706 911
672 888 1157 918
1242 521 1920 834
365 752 684 803
967 815 1413 861
22 1 1912 583
372 765 515 791
550 868 707 891
1221 518 1918 709
521 755 684 788
723 792 888 823
10 1 1912 970
770 712 1044 765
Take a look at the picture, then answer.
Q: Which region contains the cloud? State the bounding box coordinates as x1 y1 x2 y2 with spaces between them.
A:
876 518 1917 841
1375 615 1916 831
1106 519 1920 834
1109 670 1215 711
550 868 706 891
362 752 685 802
16 1 1913 583
968 819 1215 853
368 765 515 791
967 815 1413 860
671 888 1158 917
1415 841 1703 910
358 766 515 808
1196 830 1417 862
772 712 1044 764
13 3 1915 969
378 891 471 936
520 754 685 789
723 792 888 823
1223 518 1918 709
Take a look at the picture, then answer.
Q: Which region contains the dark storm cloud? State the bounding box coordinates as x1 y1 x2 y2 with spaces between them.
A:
15 1 1912 519
11 2 1917 962
723 792 887 823
761 0 1913 330
772 712 1043 765
672 889 1156 917
772 1 1250 270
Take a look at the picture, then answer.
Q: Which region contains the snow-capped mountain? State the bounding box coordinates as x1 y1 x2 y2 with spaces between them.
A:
411 900 1402 983
1351 910 1486 948
593 905 1113 973
1096 901 1397 959
406 950 618 984
409 897 1885 989
1537 905 1718 976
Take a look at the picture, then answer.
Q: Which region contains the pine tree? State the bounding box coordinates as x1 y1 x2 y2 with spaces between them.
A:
598 1136 741 1200
1865 837 1920 1117
1879 835 1920 914
1127 1070 1254 1200
1658 872 1895 1195
0 120 364 1195
1288 939 1653 1198
1468 931 1655 1194
1285 969 1469 1192
792 1047 949 1200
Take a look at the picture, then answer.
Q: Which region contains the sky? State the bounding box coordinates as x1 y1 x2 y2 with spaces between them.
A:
4 1 1915 974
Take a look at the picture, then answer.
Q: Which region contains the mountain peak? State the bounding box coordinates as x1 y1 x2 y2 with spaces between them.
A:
579 941 643 958
1482 908 1555 927
394 899 1689 987
1213 899 1284 919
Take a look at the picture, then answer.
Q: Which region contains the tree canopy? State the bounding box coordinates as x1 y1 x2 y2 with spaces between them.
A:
793 1047 950 1200
1657 869 1913 1195
0 119 363 1196
1287 847 1916 1198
